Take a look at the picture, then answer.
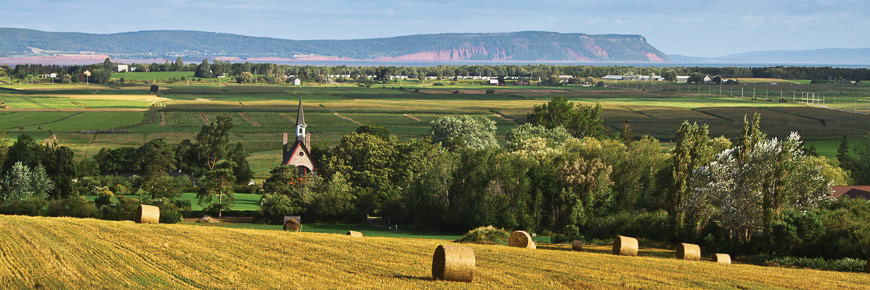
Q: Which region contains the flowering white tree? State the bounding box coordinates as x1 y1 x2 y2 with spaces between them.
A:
685 133 831 246
0 162 54 204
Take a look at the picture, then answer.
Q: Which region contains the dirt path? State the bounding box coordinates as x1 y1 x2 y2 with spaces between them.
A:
491 112 522 124
279 113 296 123
403 113 422 122
334 112 362 125
200 112 210 124
238 112 261 126
160 112 165 126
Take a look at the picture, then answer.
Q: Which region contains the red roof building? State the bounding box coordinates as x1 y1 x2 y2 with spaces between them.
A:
831 186 870 199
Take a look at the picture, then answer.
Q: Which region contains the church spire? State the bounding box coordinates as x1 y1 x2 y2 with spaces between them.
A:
296 96 306 126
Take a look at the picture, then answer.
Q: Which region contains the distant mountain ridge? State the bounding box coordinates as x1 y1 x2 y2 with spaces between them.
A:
0 28 667 62
670 48 870 65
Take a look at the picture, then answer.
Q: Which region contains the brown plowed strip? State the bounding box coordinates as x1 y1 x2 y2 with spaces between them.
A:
200 112 210 124
403 114 422 122
334 112 362 125
239 112 260 126
279 113 296 123
160 112 165 126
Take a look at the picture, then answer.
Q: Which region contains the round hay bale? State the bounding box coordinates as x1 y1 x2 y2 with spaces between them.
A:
283 219 301 232
136 204 160 224
612 235 638 256
675 243 701 261
346 230 363 237
508 231 536 249
572 240 583 251
431 244 475 282
713 253 731 264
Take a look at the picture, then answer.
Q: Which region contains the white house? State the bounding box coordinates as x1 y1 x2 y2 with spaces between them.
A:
117 65 129 73
489 79 499 85
703 75 713 84
292 78 301 86
602 75 624 80
675 76 690 83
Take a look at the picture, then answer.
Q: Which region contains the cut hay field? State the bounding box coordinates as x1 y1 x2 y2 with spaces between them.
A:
1 215 868 289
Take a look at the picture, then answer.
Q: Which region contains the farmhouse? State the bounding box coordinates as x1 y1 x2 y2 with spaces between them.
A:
282 97 315 174
675 76 689 83
831 186 870 199
602 75 624 80
117 65 129 72
292 78 301 86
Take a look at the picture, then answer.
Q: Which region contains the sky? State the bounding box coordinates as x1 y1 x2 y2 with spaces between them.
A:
1 0 867 56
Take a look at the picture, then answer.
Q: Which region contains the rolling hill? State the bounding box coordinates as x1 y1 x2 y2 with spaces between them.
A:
0 28 667 62
1 214 868 289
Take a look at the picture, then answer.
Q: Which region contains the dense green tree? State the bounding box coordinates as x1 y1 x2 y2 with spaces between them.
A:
194 59 211 78
504 124 572 151
668 121 715 237
355 124 393 141
322 133 397 215
174 57 184 71
429 116 498 151
196 114 235 171
197 160 236 217
136 138 176 180
526 96 606 138
228 143 253 184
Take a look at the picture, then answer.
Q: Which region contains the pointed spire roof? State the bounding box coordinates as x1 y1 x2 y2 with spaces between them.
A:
296 96 306 126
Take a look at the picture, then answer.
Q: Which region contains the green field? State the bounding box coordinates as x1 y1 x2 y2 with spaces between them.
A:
2 80 870 177
2 215 869 289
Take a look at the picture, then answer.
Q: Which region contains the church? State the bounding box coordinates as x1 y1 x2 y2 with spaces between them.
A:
281 97 315 174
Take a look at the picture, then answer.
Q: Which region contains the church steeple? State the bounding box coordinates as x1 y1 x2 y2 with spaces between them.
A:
295 96 307 140
282 96 315 174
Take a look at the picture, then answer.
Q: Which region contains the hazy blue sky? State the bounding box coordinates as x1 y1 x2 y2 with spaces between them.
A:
2 0 867 56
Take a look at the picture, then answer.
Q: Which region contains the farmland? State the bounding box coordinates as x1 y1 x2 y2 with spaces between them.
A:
2 77 870 178
2 215 869 289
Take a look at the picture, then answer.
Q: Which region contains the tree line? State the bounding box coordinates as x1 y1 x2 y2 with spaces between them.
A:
3 62 869 85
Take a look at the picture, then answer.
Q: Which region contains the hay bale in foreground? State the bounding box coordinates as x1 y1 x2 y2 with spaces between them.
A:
508 231 536 249
346 230 363 237
675 243 701 261
283 219 301 232
572 240 583 251
431 244 475 282
713 253 731 264
612 235 638 256
136 204 160 224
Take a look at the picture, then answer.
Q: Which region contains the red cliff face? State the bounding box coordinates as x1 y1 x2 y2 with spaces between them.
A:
375 43 510 61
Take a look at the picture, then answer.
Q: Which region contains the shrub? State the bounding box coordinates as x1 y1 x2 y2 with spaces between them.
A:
0 197 47 216
455 226 510 245
741 255 866 272
585 210 671 241
552 225 584 244
485 89 495 94
47 196 99 218
258 193 300 224
149 198 183 224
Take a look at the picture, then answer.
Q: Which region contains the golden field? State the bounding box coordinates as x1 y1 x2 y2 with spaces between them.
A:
1 215 869 289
